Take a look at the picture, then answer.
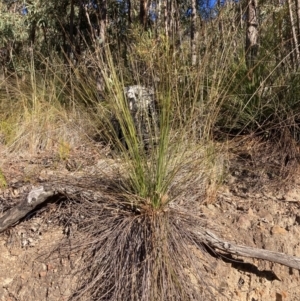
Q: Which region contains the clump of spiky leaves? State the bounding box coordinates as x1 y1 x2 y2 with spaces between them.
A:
68 42 225 301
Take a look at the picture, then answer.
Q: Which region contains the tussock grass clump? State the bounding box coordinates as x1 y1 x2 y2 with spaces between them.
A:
66 45 225 301
71 190 216 301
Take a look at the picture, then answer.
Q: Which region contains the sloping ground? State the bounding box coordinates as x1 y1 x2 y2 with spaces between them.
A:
0 143 300 301
204 186 300 301
0 224 76 301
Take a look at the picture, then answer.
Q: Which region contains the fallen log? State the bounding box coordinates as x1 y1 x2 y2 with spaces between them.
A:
0 186 56 233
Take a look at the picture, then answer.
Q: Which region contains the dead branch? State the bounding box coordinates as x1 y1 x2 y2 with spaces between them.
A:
0 186 56 233
0 183 105 233
199 229 300 270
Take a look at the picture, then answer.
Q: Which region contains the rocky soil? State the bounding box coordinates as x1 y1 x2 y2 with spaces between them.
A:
0 142 300 301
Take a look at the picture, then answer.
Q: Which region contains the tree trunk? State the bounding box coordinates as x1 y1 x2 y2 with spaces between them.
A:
140 0 149 29
68 0 75 62
97 0 107 44
164 0 169 37
297 0 300 38
191 0 198 66
245 0 259 70
287 0 300 67
154 0 162 36
127 0 132 24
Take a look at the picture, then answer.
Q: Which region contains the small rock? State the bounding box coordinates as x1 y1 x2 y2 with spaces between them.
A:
248 208 254 215
47 263 55 271
284 189 300 202
276 194 284 200
271 225 287 235
262 213 273 224
41 263 47 271
237 215 251 230
207 204 215 210
39 271 47 278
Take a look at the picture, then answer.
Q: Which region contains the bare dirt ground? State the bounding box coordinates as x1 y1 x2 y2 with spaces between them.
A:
0 141 300 301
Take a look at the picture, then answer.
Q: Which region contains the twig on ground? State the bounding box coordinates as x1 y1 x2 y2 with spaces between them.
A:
199 229 300 270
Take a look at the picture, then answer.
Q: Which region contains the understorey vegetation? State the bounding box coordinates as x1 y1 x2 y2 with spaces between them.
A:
1 0 300 300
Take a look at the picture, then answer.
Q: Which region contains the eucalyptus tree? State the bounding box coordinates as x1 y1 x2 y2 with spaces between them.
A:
245 0 259 70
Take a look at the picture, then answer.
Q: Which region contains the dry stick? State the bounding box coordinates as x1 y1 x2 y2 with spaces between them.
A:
1 187 300 271
0 185 102 233
0 187 56 233
199 229 300 270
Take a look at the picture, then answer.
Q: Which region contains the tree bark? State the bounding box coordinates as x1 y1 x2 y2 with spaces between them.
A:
287 0 300 67
140 0 149 29
97 0 107 44
0 187 56 233
191 0 198 66
297 0 300 38
245 0 259 70
164 0 169 37
127 0 132 24
200 229 300 270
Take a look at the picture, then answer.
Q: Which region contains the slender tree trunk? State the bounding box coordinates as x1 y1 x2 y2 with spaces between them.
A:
164 0 169 37
127 0 132 24
140 0 149 29
155 0 162 35
287 0 300 66
174 0 181 37
297 0 300 38
169 0 174 38
245 0 259 70
68 0 75 62
162 0 175 38
98 0 107 44
191 0 198 66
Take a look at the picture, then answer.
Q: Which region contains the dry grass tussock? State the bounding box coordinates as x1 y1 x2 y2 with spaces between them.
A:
0 76 97 157
56 116 225 300
63 168 221 301
0 62 227 300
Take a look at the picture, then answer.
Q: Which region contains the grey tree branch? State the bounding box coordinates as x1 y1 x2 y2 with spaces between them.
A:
199 229 300 270
0 186 56 233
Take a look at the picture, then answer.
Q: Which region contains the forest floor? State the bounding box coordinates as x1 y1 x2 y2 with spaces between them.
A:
0 139 300 301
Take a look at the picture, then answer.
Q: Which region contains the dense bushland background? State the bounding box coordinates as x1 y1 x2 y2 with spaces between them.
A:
1 0 300 156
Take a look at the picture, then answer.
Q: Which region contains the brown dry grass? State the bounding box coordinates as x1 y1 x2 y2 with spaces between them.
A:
65 174 220 301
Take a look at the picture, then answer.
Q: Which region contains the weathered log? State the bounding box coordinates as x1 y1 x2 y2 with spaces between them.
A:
199 229 300 270
0 183 107 233
0 186 56 233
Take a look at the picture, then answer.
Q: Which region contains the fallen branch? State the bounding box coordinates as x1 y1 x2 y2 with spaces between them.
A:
199 229 300 270
0 186 56 233
0 184 104 233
